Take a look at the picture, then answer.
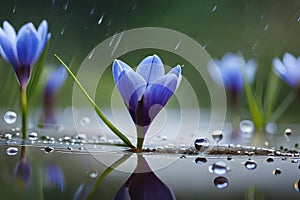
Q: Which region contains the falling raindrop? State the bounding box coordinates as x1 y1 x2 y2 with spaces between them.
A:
212 130 223 143
175 41 181 50
251 41 258 50
272 168 281 176
4 111 17 124
6 147 18 156
80 117 90 127
212 5 218 12
44 146 54 153
12 5 16 13
294 179 300 192
208 162 231 175
89 171 98 178
264 24 269 31
98 15 104 25
109 34 117 47
63 1 69 10
28 132 38 141
107 20 112 26
60 27 65 35
194 137 210 152
265 122 277 134
195 157 207 164
90 8 95 15
297 17 300 22
88 50 94 59
214 176 229 189
266 157 274 163
244 159 257 170
239 120 254 138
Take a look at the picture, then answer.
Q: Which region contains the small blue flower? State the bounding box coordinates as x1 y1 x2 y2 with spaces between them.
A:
113 54 181 142
208 52 257 93
273 52 300 88
43 66 67 124
45 164 64 192
114 155 175 200
0 20 50 88
14 157 31 184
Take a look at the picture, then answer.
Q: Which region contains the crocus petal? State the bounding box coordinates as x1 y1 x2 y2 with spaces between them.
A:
208 59 224 86
17 23 39 66
14 158 31 184
113 59 133 84
116 70 146 111
0 28 20 68
168 65 182 89
136 54 165 84
143 74 177 122
37 20 49 51
282 52 296 70
45 164 64 192
45 66 67 96
3 21 17 44
273 58 296 87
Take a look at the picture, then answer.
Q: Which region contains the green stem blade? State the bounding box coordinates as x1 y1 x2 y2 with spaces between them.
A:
20 87 27 140
54 54 135 148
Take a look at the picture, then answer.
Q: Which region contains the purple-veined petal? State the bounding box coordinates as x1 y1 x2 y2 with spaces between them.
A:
143 74 177 123
168 65 182 89
0 28 20 68
113 59 133 84
136 54 165 84
17 24 39 66
116 70 146 111
245 59 257 83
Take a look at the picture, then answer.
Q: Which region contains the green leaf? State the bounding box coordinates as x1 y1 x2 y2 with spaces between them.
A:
54 54 135 148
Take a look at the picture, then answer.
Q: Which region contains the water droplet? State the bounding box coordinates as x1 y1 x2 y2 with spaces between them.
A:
79 147 84 150
212 5 218 12
264 24 269 31
98 15 104 25
297 16 300 22
12 5 16 13
4 133 12 140
227 156 233 161
212 130 223 143
180 155 186 159
214 176 229 189
239 120 254 134
161 136 168 141
291 159 298 164
67 146 72 150
88 50 94 59
284 128 292 138
265 122 277 134
195 157 207 164
44 146 54 153
28 132 38 141
4 111 17 124
89 8 95 15
80 117 90 127
6 147 18 156
266 157 274 163
208 162 231 175
194 137 210 152
244 159 257 170
272 168 281 176
294 179 300 191
89 171 98 178
60 27 65 35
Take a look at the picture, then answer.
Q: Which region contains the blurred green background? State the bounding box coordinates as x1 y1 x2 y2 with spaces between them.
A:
0 0 300 122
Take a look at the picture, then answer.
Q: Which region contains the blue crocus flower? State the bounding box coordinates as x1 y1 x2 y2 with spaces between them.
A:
14 156 31 185
43 66 67 125
0 20 50 88
113 54 181 148
114 155 175 200
45 164 65 192
208 52 257 94
273 52 300 88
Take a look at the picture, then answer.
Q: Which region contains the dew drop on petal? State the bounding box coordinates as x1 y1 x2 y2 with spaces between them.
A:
244 159 257 170
6 147 18 156
208 162 231 175
212 130 223 143
89 171 98 178
4 111 17 124
28 132 38 141
272 168 281 176
195 157 207 164
80 117 90 127
194 137 210 152
214 176 229 189
44 146 54 153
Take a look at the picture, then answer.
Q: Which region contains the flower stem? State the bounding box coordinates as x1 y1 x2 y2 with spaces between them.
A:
54 54 135 149
20 86 27 140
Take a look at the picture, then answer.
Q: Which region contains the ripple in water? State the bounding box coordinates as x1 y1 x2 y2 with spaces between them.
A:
214 176 229 189
208 162 231 175
6 147 18 156
194 137 210 152
4 111 17 124
244 159 257 170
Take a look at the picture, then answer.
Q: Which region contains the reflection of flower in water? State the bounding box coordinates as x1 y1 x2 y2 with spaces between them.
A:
114 155 175 200
113 54 182 149
14 147 31 185
45 164 65 192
